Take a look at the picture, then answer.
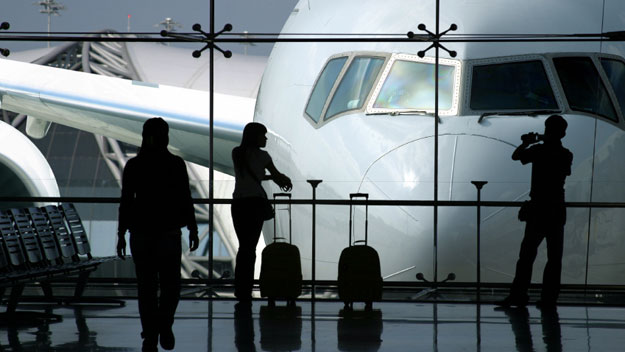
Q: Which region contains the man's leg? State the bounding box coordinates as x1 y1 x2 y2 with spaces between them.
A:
507 221 544 304
130 233 159 349
157 233 182 350
542 224 564 304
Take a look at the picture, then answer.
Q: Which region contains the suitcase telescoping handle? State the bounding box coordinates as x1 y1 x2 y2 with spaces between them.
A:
349 193 368 246
273 192 292 243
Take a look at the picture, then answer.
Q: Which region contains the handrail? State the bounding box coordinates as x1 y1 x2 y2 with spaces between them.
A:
2 196 624 208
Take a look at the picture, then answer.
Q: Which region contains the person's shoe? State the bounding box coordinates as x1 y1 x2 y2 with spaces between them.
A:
141 335 158 352
236 296 252 307
159 327 175 350
495 295 528 307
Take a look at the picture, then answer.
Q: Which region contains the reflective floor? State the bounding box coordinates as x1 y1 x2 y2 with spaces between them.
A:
3 296 625 351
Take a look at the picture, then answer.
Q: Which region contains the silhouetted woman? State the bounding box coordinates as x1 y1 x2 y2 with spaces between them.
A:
231 122 292 304
117 117 199 352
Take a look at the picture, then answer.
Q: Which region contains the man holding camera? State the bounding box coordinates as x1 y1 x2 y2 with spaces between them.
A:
498 114 573 308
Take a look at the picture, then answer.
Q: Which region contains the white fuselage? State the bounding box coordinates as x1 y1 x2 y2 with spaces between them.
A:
254 0 625 284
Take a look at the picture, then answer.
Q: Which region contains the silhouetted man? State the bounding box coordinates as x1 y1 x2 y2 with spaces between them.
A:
117 117 199 352
498 115 573 308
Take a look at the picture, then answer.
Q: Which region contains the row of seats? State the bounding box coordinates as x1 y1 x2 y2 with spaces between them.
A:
0 203 118 316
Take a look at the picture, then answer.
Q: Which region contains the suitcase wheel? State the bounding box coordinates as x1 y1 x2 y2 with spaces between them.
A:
268 298 276 307
343 302 353 311
365 301 373 311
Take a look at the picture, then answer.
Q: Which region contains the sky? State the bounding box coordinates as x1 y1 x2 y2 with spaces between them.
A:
1 0 299 55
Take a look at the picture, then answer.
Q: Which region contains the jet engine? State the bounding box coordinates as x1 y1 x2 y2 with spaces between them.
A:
0 119 59 209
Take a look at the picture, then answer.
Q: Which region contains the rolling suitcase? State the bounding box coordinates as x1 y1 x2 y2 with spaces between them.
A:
259 193 302 306
338 193 383 311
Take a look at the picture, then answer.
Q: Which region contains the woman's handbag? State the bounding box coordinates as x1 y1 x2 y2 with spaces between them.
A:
245 158 274 221
259 197 275 221
518 201 532 222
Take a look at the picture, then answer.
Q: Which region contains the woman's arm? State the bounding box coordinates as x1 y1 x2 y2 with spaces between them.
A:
266 160 292 191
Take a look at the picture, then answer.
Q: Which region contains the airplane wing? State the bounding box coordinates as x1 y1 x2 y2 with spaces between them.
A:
0 58 251 175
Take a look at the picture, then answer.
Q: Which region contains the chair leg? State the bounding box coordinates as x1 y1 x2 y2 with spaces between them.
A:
7 284 25 314
41 281 53 299
74 271 91 298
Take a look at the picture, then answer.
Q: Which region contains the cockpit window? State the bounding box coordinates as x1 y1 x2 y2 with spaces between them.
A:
305 56 347 123
554 57 617 121
600 58 625 115
325 57 385 120
372 59 456 111
470 61 557 110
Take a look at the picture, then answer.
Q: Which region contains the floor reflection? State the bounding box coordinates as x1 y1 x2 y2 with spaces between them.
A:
3 306 132 351
234 302 256 352
4 299 625 351
498 306 562 352
337 309 383 351
5 308 58 351
259 305 302 351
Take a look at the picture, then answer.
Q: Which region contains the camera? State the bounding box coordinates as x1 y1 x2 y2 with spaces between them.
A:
521 132 543 144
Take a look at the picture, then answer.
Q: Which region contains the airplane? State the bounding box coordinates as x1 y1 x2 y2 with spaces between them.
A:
0 0 624 287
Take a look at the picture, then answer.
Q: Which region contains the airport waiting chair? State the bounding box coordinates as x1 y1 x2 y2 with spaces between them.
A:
0 210 64 320
42 204 123 305
59 203 93 259
57 203 119 264
0 205 123 320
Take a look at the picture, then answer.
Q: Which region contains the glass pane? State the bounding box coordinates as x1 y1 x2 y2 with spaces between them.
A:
373 60 455 110
554 57 617 121
600 58 625 115
325 57 385 119
305 57 348 123
470 61 557 110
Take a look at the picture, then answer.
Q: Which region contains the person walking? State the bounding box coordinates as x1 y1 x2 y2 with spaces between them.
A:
117 117 199 351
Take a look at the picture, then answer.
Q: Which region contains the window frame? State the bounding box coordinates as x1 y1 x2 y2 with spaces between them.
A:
365 53 462 116
303 54 350 124
306 52 625 129
464 53 625 127
303 52 391 128
463 54 563 117
550 54 619 122
323 55 387 122
592 53 625 124
599 56 625 115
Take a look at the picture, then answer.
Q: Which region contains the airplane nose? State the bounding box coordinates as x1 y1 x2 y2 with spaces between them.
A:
358 134 530 282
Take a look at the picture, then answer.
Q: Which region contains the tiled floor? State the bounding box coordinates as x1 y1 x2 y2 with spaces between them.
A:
3 297 625 351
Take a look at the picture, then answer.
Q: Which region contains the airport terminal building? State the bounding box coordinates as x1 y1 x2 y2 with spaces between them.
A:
4 1 625 349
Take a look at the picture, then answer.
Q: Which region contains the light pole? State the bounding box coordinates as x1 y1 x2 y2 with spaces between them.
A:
35 0 65 48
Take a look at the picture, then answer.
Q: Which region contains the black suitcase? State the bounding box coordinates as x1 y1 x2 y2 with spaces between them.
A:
259 193 302 306
338 193 383 311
